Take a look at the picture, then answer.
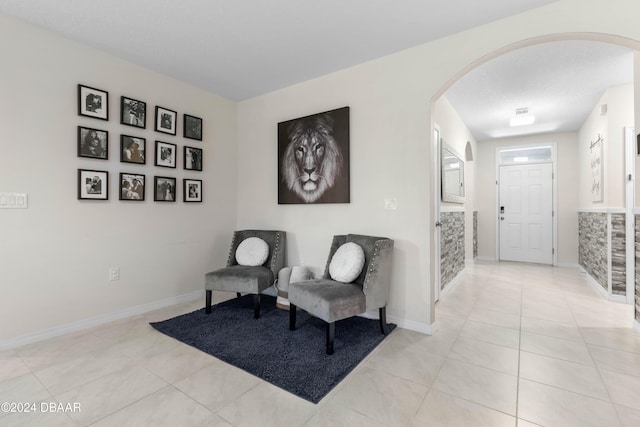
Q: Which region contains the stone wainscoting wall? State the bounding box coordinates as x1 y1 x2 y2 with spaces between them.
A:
473 211 478 259
611 213 626 295
578 212 608 291
441 211 465 290
579 211 627 299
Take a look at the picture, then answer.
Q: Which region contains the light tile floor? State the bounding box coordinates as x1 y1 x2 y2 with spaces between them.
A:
2 261 640 426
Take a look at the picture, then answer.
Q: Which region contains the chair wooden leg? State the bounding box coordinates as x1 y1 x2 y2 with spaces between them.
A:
253 294 261 319
379 306 390 335
289 304 297 330
205 290 212 314
326 322 335 355
236 292 242 298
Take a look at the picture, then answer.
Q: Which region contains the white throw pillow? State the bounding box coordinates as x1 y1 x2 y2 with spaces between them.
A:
329 242 365 283
235 237 269 266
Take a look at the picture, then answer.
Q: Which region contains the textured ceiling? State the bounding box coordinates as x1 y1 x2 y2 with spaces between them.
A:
445 40 634 141
0 0 556 101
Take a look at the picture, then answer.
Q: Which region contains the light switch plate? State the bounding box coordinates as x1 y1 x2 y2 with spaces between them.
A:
0 193 28 209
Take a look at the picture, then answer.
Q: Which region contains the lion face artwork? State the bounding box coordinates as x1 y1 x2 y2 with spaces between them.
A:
278 107 350 204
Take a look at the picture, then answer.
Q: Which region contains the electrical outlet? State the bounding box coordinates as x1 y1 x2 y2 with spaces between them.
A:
109 267 119 281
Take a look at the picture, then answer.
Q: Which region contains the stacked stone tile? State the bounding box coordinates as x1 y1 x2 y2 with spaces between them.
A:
578 212 608 291
441 211 465 290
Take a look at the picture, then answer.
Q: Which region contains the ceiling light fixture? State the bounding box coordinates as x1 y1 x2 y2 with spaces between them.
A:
510 107 535 127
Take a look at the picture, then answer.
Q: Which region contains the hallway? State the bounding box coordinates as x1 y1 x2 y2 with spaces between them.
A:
430 261 640 426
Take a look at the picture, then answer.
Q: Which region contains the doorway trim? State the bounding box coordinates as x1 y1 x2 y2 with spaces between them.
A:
625 126 635 304
433 123 442 303
494 143 558 266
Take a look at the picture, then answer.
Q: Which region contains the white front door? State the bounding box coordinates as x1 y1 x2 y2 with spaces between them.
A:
499 163 553 264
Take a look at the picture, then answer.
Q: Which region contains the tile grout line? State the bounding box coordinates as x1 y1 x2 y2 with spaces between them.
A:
515 279 524 427
84 384 175 426
433 266 522 421
565 278 625 427
402 296 474 426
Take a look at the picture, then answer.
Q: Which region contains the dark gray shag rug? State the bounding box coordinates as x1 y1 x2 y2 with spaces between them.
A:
150 295 395 403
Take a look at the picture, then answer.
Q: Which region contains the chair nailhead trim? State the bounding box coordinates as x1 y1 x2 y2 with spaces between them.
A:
365 241 382 290
227 233 238 265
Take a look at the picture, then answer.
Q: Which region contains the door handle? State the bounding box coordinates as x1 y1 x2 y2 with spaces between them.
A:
500 216 504 221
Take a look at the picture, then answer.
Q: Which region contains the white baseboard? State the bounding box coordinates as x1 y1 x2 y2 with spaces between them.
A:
1 290 204 351
389 316 432 335
581 268 611 299
556 262 579 269
440 269 465 299
578 267 630 304
608 294 629 304
475 256 496 262
358 311 432 335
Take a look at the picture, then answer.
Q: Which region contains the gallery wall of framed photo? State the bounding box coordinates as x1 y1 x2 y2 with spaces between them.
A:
77 83 204 203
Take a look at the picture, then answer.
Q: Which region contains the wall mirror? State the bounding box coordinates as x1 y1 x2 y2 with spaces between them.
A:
441 143 464 203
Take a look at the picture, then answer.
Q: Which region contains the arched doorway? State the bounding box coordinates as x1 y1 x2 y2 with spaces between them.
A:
429 33 640 325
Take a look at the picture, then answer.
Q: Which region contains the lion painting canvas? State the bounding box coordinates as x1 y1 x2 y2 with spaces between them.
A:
278 107 350 204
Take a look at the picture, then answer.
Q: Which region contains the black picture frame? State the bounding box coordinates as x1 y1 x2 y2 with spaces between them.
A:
183 179 202 202
119 173 145 201
120 135 146 164
120 96 146 129
277 106 350 204
78 169 109 200
155 106 177 135
78 84 108 121
154 176 177 202
155 141 177 168
78 126 108 160
184 146 203 171
184 114 203 140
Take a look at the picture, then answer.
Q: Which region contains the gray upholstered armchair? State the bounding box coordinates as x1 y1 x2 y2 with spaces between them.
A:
288 234 394 354
205 230 286 319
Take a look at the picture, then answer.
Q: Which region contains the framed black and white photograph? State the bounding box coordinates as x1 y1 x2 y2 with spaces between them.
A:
120 96 146 128
154 176 176 202
78 84 108 120
120 135 146 164
155 141 177 168
120 173 145 201
78 126 108 160
182 179 202 202
184 146 203 171
78 169 109 200
183 114 203 140
277 106 350 204
155 106 177 135
183 179 202 202
591 135 603 202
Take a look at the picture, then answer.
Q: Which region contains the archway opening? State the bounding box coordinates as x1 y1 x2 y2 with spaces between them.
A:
429 33 640 326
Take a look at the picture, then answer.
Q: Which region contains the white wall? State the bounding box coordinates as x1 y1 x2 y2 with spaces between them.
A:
0 14 238 341
635 53 640 204
579 84 634 209
237 0 640 329
434 96 477 261
476 133 579 265
5 0 640 339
